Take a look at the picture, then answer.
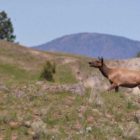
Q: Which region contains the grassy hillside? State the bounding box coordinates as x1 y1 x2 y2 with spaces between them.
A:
0 41 80 85
0 41 140 140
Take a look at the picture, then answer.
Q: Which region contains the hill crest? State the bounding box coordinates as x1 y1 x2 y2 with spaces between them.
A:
34 33 140 59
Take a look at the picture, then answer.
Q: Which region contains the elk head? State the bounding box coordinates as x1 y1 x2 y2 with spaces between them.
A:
89 57 104 68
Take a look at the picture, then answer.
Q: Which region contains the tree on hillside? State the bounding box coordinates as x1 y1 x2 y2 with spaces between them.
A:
0 11 16 42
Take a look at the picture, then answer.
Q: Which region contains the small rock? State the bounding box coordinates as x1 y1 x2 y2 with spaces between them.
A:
105 113 113 120
78 106 86 114
134 111 140 123
23 121 31 128
0 136 4 140
9 121 20 129
92 109 102 116
0 84 9 92
132 87 140 95
78 113 83 118
51 136 55 140
31 119 47 135
87 116 94 124
36 81 44 85
11 133 18 140
123 122 140 140
86 126 92 133
27 129 36 136
33 133 40 140
73 121 82 131
89 91 104 107
78 129 84 134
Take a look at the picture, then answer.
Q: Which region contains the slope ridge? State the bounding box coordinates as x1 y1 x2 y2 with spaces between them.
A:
34 33 140 59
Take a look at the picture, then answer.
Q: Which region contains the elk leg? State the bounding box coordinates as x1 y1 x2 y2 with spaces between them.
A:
107 83 118 92
109 81 119 92
115 86 119 92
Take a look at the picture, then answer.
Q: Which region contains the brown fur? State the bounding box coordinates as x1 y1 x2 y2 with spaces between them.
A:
89 57 140 92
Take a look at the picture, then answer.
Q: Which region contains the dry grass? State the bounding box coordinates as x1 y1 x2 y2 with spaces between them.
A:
0 41 140 139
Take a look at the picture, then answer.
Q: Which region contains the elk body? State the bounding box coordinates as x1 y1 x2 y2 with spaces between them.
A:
89 57 140 92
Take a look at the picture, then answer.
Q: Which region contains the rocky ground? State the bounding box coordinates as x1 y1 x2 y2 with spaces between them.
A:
0 80 140 140
0 41 140 139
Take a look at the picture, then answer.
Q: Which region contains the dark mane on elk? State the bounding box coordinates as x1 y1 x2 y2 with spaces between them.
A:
89 57 140 92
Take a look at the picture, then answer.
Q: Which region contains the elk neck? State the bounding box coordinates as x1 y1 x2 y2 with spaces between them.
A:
99 63 111 78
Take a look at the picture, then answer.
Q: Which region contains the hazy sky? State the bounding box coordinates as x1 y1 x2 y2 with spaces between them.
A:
0 0 140 46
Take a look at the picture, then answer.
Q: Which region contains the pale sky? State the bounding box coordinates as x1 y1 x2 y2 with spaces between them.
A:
0 0 140 46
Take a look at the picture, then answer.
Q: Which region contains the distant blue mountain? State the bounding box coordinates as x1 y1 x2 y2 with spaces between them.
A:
34 33 140 59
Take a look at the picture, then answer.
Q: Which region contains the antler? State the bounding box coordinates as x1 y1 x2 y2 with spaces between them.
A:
98 56 104 63
98 56 101 60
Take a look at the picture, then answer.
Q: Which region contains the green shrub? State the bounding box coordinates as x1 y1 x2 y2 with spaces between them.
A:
40 61 56 81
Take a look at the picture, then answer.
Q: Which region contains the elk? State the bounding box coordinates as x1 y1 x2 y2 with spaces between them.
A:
89 57 140 92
